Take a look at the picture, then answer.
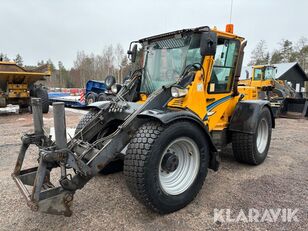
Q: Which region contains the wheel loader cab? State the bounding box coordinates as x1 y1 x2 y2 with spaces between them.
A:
127 27 247 133
131 27 250 133
250 65 276 88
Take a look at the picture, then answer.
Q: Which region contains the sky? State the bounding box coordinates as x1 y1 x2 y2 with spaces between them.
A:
0 0 307 68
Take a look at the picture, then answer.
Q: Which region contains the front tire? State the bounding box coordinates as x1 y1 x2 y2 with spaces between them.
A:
232 107 272 165
124 121 209 214
75 109 98 134
75 109 124 174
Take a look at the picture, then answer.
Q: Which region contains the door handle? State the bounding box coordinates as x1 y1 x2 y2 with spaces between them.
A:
206 98 215 102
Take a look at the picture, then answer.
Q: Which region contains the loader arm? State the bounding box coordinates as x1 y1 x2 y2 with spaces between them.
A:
12 82 173 216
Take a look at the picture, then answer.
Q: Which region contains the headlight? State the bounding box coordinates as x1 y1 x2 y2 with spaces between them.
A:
171 86 188 98
111 84 118 94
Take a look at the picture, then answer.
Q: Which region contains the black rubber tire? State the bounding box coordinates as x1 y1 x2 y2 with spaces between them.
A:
36 88 49 113
97 93 108 101
106 95 115 101
124 121 209 214
85 92 97 105
75 109 124 175
75 109 99 134
232 107 272 165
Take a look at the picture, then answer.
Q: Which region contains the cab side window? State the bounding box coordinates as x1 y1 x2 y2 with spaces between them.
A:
254 68 262 80
208 38 239 93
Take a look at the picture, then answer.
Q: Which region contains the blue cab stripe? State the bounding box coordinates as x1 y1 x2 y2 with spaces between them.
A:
207 95 232 111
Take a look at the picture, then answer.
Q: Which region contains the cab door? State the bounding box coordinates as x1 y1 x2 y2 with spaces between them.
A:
251 67 263 88
204 37 240 131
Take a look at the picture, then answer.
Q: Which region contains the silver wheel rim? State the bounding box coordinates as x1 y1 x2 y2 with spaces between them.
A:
158 137 200 195
88 98 94 104
256 118 269 153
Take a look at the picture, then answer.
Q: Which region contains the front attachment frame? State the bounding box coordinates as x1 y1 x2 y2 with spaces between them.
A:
11 99 74 216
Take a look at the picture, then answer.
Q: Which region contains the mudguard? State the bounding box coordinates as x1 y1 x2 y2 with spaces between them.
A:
87 100 110 109
138 109 217 152
229 100 275 134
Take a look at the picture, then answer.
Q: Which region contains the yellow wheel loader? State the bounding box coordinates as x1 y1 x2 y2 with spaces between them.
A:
0 61 51 113
240 65 296 99
239 65 308 118
12 24 275 216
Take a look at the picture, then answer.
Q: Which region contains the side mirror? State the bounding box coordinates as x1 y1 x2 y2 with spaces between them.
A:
105 75 116 90
245 70 249 79
200 31 217 56
128 44 138 63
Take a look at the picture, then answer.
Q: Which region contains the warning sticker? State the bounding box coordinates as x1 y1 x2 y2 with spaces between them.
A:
210 83 215 92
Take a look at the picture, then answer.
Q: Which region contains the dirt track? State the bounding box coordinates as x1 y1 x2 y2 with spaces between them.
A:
0 108 307 231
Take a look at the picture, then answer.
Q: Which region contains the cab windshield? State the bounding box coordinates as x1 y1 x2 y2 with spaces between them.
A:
264 67 276 80
254 66 276 80
140 34 202 94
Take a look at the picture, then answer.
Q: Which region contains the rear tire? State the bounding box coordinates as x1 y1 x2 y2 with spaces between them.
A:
97 93 108 101
85 92 97 105
75 109 124 175
232 107 272 165
35 88 49 113
124 121 209 214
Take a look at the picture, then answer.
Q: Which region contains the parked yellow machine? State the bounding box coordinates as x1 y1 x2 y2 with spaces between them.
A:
13 24 276 216
0 61 51 113
239 65 308 117
239 65 296 99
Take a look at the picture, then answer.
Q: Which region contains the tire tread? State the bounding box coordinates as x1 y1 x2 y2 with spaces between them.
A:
124 121 165 213
232 107 272 165
232 132 256 164
36 88 49 113
75 109 98 134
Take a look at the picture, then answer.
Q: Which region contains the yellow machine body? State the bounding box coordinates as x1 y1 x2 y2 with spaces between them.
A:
239 65 277 90
138 26 260 132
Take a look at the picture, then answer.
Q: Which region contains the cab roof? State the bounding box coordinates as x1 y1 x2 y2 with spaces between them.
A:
139 26 210 44
138 25 244 44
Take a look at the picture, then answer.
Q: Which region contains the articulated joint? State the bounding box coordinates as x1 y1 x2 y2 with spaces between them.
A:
40 148 68 162
21 133 51 147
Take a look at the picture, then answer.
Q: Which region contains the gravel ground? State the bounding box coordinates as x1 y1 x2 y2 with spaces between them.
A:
0 108 307 231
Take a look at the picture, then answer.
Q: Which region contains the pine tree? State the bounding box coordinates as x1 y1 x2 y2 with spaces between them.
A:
279 39 294 62
270 50 283 64
249 40 269 65
14 54 23 66
0 53 10 61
